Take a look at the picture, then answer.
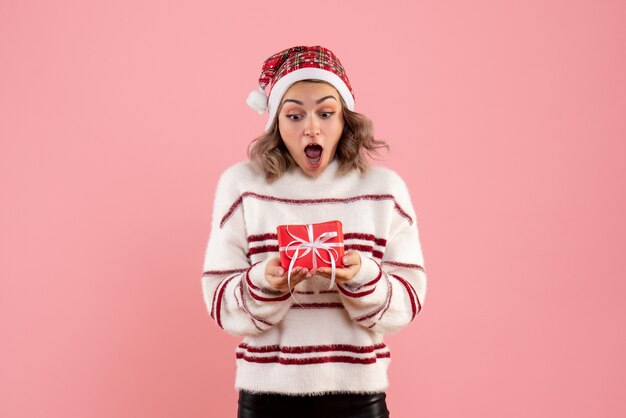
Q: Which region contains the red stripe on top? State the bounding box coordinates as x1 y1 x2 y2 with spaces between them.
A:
336 264 382 298
347 243 376 253
238 342 386 354
237 280 273 328
248 233 276 242
248 245 279 256
355 275 392 322
242 261 266 292
221 195 244 229
235 282 264 332
245 269 291 302
344 233 387 247
203 268 248 277
247 244 383 259
382 261 425 272
245 233 387 259
291 302 344 309
377 275 394 322
220 192 413 228
247 232 387 247
215 275 239 329
360 263 383 288
211 272 242 320
336 283 377 298
236 353 388 365
390 274 418 320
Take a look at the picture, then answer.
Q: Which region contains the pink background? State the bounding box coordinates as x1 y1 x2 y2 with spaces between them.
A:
1 1 625 417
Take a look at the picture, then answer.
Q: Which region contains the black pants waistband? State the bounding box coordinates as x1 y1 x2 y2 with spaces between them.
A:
237 390 390 418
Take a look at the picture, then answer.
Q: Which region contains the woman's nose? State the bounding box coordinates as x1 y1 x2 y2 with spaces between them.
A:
304 115 320 136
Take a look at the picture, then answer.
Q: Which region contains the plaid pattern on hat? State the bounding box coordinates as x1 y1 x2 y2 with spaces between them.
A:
258 46 354 99
247 45 356 131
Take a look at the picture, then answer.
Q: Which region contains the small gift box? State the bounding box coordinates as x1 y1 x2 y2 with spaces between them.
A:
276 220 344 291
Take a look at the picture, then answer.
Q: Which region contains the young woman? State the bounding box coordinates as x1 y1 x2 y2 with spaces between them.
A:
201 45 428 418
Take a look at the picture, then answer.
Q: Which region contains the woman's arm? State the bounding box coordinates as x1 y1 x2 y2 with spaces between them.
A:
318 173 428 334
200 166 295 337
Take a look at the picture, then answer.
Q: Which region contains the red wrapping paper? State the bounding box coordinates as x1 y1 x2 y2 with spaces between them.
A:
276 220 344 271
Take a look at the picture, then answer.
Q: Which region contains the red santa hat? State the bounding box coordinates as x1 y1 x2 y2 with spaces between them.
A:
246 45 355 132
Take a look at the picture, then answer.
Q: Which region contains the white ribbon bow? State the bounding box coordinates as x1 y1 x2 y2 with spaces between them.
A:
279 224 343 304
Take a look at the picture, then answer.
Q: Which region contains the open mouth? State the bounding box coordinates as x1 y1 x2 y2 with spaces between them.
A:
304 144 323 168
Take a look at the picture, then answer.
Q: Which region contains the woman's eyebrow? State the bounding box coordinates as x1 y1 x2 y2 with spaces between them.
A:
282 96 338 106
315 95 337 104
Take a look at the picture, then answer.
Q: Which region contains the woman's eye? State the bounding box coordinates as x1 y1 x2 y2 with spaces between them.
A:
320 112 335 118
286 114 302 121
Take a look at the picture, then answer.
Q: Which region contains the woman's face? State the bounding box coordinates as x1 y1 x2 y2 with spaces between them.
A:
278 81 345 178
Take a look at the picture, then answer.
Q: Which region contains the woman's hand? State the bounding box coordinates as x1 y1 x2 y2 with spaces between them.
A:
315 250 361 285
264 256 315 293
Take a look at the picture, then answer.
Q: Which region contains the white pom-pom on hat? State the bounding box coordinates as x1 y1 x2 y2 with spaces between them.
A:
246 86 267 115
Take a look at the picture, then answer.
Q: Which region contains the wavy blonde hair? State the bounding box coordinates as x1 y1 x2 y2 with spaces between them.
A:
247 80 391 182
